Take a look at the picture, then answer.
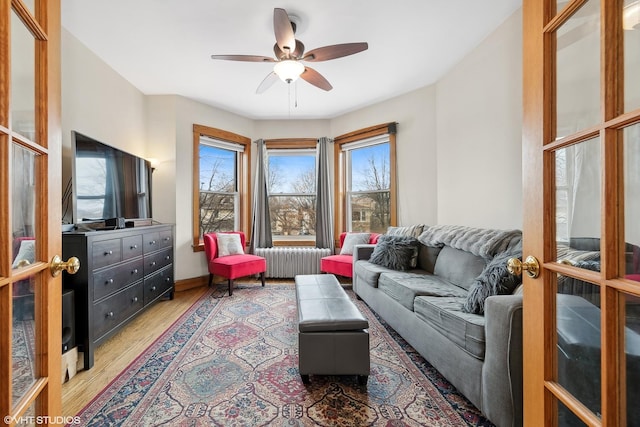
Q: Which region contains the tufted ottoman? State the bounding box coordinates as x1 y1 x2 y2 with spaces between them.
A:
295 274 370 385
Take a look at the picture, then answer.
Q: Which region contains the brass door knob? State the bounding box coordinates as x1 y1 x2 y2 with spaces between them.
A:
50 255 80 277
507 255 540 279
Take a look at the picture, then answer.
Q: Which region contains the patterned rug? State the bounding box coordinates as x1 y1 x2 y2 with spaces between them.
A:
75 284 494 426
13 318 36 403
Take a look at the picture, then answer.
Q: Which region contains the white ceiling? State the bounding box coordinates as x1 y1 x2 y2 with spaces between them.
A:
61 0 522 120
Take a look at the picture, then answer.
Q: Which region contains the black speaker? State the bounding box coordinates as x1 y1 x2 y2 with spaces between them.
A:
62 289 76 353
106 217 126 229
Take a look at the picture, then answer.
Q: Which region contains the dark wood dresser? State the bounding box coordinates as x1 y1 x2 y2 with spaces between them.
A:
62 224 174 369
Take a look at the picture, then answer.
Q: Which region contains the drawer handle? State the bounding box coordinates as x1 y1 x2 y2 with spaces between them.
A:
132 296 138 303
132 269 138 274
151 286 157 292
165 256 170 261
131 244 138 250
150 240 156 245
165 277 171 283
107 311 114 318
105 279 114 285
105 250 113 255
151 261 157 267
164 237 170 242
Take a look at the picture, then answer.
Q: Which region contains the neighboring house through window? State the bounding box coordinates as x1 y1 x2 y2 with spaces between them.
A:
335 123 397 236
192 124 251 250
266 139 317 244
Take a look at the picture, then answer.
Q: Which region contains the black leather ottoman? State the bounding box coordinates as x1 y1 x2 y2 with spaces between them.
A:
295 274 370 385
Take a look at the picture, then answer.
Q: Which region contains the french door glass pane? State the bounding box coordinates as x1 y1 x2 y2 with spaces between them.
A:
624 293 640 426
10 143 38 406
556 0 600 139
624 0 640 112
555 138 601 268
624 124 640 282
23 0 36 15
559 398 589 426
12 273 37 407
11 10 36 142
556 278 602 419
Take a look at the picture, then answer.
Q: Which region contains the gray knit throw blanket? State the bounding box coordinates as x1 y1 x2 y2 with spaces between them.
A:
418 225 522 260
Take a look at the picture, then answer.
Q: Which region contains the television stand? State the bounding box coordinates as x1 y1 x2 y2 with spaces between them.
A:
62 223 174 369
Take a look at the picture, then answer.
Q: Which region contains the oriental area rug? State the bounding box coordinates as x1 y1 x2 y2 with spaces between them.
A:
74 284 494 426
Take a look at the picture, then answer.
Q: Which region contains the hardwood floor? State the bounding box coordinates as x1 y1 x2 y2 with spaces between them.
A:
61 286 208 417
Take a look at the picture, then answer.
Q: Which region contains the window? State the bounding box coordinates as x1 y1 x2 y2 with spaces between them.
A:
192 125 250 250
335 123 397 235
267 147 317 242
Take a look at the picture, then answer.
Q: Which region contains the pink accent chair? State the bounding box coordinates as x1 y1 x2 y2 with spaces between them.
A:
203 232 266 296
320 232 381 278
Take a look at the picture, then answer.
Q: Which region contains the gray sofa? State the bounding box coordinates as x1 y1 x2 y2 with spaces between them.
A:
352 225 524 427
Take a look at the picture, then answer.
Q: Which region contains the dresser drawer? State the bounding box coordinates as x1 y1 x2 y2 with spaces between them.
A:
92 282 144 340
92 239 122 269
144 247 172 275
144 265 173 305
122 235 143 258
92 258 144 302
158 230 173 249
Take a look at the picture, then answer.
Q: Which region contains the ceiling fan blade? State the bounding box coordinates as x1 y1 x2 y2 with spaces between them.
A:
300 66 333 91
256 72 279 94
211 54 275 62
302 42 368 62
273 8 296 55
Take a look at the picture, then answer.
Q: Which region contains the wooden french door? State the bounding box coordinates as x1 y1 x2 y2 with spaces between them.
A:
1 0 63 425
523 0 640 425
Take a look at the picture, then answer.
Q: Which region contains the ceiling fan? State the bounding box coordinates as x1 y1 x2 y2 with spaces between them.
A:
211 8 368 93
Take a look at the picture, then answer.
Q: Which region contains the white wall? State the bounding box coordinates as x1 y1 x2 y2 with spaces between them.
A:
60 8 524 282
61 29 147 223
173 96 254 280
435 8 523 230
331 85 439 227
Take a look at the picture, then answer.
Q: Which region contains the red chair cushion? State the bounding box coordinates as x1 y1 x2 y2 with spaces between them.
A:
210 254 266 280
320 254 355 278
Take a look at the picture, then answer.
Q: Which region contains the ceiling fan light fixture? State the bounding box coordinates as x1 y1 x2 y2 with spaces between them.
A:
274 60 305 83
624 1 640 30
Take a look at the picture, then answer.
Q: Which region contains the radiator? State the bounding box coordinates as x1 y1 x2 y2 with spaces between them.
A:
254 247 332 278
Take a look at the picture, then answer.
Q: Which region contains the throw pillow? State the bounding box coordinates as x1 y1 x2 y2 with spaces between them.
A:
369 235 420 271
12 239 35 269
340 233 371 255
386 224 425 238
216 233 244 257
463 247 523 315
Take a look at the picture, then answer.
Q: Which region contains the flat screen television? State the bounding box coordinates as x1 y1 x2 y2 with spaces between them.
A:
72 131 153 223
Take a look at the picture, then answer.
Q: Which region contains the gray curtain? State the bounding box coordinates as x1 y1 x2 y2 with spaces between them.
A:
315 137 334 248
250 139 272 252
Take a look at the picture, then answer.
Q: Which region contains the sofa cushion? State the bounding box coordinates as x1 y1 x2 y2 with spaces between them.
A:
386 224 425 238
414 296 486 360
353 261 393 288
378 272 467 311
417 245 442 273
433 246 487 291
369 235 420 270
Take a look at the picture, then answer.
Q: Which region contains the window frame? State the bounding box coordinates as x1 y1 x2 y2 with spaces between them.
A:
265 138 318 246
192 124 251 251
334 123 397 244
